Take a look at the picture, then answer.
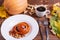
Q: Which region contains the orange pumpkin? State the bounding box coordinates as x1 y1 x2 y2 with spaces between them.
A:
4 0 28 15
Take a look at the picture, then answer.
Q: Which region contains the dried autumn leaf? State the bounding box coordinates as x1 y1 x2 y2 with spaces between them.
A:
0 5 9 18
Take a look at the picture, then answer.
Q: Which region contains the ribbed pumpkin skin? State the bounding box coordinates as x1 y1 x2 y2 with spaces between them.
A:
4 0 28 15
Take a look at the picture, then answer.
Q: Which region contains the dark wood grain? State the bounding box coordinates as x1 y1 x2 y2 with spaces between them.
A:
0 0 60 40
0 0 4 6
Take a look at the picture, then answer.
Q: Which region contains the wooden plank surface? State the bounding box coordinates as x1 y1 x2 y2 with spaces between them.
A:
0 0 60 40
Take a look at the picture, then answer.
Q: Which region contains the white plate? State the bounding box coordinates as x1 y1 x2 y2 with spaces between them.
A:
1 14 39 40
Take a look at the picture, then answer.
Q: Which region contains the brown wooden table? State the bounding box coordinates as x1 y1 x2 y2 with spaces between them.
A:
0 0 60 40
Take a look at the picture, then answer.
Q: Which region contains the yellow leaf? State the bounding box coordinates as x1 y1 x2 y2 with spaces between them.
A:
57 34 60 38
54 21 60 29
0 5 9 18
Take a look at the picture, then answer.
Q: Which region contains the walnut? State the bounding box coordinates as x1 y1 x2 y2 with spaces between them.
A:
24 4 35 15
